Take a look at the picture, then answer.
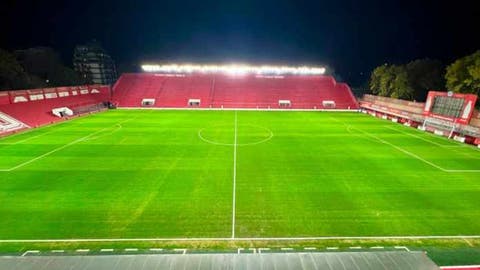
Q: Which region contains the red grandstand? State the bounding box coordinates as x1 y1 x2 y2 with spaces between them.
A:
111 73 358 110
359 92 480 146
0 85 110 135
0 64 359 136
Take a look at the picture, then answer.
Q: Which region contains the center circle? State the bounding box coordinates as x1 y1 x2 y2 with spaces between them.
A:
198 124 273 146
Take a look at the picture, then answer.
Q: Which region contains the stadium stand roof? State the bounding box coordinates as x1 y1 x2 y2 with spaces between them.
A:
0 251 440 270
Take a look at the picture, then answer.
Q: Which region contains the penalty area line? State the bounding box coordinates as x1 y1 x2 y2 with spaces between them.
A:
1 235 480 243
331 117 480 173
361 129 480 173
0 118 134 172
0 131 105 172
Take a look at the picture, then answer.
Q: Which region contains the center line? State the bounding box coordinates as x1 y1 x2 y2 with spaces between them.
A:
231 110 238 239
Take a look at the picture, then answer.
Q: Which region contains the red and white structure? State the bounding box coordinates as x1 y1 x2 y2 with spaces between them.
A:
111 64 358 110
423 91 477 125
0 111 29 135
1 64 359 135
360 91 480 146
0 85 110 135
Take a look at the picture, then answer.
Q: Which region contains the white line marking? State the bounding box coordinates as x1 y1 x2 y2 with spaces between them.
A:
281 247 293 251
119 107 356 112
441 266 480 269
369 131 480 173
237 248 244 254
258 248 270 253
385 125 480 158
100 249 114 252
349 246 362 249
21 250 39 256
384 126 450 147
0 133 102 172
51 250 64 253
338 119 480 173
394 246 410 252
443 169 480 172
197 125 273 146
173 248 187 255
370 246 384 249
231 111 237 239
249 248 256 254
125 248 138 252
1 235 480 243
76 249 90 252
0 118 133 172
149 248 163 252
82 124 123 142
353 126 449 172
0 109 106 144
332 116 480 173
0 130 56 146
326 247 339 250
304 247 317 250
0 126 47 144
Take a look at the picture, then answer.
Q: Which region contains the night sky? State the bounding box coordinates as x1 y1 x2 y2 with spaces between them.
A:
1 0 479 86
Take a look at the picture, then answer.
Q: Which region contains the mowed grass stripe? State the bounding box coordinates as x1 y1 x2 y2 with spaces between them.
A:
0 110 233 239
0 110 479 241
0 117 137 172
234 111 480 237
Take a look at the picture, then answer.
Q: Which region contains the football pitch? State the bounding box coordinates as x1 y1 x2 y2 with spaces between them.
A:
1 109 480 243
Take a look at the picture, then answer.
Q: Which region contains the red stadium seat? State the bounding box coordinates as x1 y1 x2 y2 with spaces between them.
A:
0 85 110 128
112 73 358 109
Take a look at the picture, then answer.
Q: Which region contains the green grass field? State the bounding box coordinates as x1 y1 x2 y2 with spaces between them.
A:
1 109 480 243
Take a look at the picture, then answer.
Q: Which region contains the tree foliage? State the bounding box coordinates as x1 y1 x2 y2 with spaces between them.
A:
445 50 480 95
406 59 445 100
0 49 28 90
0 47 87 91
369 64 414 100
369 59 445 101
15 47 87 87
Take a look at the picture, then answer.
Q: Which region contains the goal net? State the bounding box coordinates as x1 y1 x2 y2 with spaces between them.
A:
141 99 155 107
322 100 336 109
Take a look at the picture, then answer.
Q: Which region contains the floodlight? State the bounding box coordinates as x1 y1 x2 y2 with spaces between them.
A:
141 64 326 75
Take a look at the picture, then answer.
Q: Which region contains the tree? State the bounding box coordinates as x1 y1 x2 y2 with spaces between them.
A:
15 47 86 87
0 48 33 90
370 65 390 96
406 59 445 101
379 65 396 97
369 64 414 100
369 59 445 101
446 50 480 95
1 47 90 91
390 65 414 100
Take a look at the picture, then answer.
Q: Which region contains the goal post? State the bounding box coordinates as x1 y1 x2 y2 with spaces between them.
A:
278 100 291 107
141 98 155 107
322 100 336 109
188 99 201 107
